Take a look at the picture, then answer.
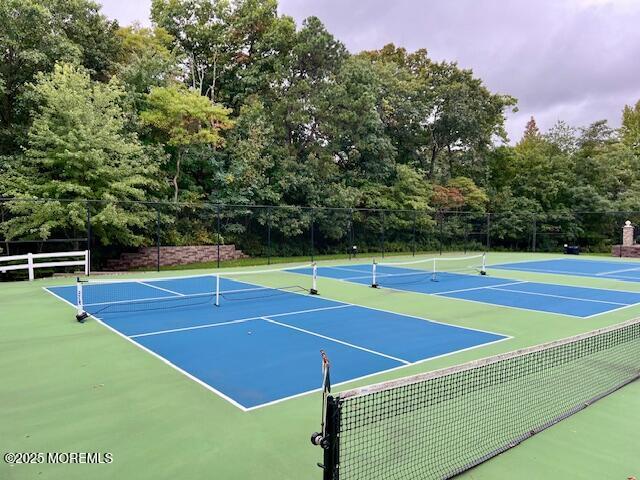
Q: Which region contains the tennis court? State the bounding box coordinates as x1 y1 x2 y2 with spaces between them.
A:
492 257 640 281
44 271 507 409
4 252 640 480
291 256 640 317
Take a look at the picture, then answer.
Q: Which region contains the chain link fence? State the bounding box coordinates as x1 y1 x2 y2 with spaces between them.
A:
1 197 638 278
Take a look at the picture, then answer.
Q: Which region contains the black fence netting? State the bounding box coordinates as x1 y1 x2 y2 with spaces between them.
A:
2 198 640 276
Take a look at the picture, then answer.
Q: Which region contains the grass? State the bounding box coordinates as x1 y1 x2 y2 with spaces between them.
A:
1 251 639 480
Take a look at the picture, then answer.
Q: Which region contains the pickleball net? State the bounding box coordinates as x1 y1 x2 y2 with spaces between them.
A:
371 253 486 288
313 318 640 480
74 264 318 320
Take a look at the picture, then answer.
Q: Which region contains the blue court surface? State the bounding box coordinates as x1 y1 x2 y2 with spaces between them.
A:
289 263 640 318
492 258 640 282
45 275 506 410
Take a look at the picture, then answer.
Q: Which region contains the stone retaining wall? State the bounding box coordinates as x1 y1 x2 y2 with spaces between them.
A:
105 245 247 270
611 245 640 258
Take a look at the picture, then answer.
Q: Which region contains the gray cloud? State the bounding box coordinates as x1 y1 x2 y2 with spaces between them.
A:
99 0 640 142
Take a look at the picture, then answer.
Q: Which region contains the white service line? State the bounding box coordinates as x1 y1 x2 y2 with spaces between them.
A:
324 265 373 274
433 281 528 296
596 266 640 276
264 317 411 365
138 281 185 296
129 304 354 338
487 286 630 306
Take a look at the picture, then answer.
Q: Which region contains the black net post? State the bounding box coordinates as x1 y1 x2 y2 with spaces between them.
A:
486 213 491 251
86 202 92 275
156 205 161 272
310 208 315 263
412 211 417 256
348 209 354 260
381 210 385 259
267 206 272 265
216 205 221 268
321 395 340 480
438 212 444 255
532 215 537 252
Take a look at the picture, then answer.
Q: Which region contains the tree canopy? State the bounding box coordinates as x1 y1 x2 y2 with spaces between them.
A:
1 0 639 254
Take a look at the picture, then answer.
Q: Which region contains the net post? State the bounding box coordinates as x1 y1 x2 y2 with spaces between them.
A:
371 260 378 288
75 278 88 322
480 252 487 275
310 262 319 295
215 274 220 306
321 395 340 480
431 258 437 281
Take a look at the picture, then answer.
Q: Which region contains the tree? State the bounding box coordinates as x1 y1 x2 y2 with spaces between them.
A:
0 63 161 246
115 25 177 110
0 0 122 153
140 83 233 202
621 100 640 151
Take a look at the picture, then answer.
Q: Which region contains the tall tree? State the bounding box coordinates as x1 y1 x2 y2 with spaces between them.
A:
140 83 233 202
0 0 121 153
0 63 161 246
621 100 640 151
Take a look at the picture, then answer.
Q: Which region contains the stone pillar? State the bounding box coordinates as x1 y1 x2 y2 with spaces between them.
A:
623 220 634 246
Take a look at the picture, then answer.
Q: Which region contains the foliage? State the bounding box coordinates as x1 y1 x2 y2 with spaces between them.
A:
0 63 161 246
1 0 639 257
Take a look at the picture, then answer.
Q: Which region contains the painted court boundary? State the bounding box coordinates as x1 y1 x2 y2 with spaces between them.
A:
43 279 511 412
319 265 640 319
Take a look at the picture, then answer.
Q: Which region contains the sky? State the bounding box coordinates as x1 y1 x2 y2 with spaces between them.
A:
98 0 640 143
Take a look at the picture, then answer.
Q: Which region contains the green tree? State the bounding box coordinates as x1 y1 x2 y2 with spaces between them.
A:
115 25 177 110
140 84 233 202
0 0 122 152
0 63 161 246
621 100 640 151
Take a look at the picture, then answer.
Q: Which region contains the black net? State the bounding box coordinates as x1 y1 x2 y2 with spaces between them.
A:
320 319 640 480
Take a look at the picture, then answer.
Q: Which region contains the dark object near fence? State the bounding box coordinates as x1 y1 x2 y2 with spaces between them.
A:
564 244 580 255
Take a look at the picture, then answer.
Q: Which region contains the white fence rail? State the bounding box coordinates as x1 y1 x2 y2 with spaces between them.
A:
0 250 90 280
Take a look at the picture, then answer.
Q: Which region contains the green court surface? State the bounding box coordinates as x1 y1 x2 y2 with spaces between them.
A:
1 252 639 479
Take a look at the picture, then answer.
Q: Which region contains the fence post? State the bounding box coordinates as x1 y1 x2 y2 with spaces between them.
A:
532 215 537 253
27 252 34 281
381 211 385 259
412 211 417 256
267 206 272 265
348 209 354 260
438 212 443 256
156 206 161 272
216 205 221 268
310 208 315 263
486 213 491 251
86 203 91 275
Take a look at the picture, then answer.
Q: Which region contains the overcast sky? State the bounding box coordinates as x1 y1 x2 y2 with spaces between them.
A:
99 0 640 142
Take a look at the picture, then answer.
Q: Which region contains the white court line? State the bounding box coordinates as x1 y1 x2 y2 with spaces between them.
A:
138 281 185 296
374 283 582 319
433 281 528 296
596 266 640 276
487 286 629 306
264 318 411 365
129 304 354 338
44 272 511 411
84 293 202 308
244 335 513 411
323 265 373 274
42 287 250 412
583 302 640 318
